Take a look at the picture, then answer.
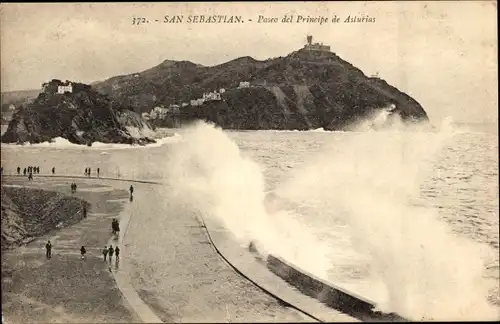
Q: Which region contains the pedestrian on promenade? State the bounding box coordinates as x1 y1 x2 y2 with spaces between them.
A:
88 167 91 177
28 171 33 181
108 246 114 262
129 185 134 198
52 167 55 175
97 168 100 177
17 167 20 175
85 168 88 176
115 246 120 260
80 246 86 260
102 246 108 261
70 183 74 193
45 240 52 259
23 168 27 176
83 205 87 218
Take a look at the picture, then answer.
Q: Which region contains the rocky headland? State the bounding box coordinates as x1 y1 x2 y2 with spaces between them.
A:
93 46 429 130
1 80 156 145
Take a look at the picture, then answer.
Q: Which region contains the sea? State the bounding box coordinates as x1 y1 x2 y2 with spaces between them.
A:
1 116 498 321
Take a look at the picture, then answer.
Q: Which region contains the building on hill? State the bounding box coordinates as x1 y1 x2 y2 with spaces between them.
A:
149 106 169 119
202 91 221 101
238 81 250 88
57 81 73 94
42 79 74 94
304 35 331 52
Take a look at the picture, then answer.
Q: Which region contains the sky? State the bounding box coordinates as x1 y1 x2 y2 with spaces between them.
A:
0 1 497 124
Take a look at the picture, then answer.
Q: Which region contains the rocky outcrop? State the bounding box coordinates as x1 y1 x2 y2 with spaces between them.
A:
94 48 429 130
1 80 156 145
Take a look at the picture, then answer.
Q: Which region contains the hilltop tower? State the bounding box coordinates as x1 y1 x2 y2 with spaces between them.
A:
304 35 331 52
307 35 313 45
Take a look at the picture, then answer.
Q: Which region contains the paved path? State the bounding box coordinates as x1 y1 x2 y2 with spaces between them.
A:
1 177 140 324
1 176 316 323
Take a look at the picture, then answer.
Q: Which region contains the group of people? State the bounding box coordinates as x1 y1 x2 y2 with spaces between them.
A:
84 167 100 177
45 242 119 261
17 166 41 181
13 166 56 180
102 245 120 262
17 166 40 175
70 182 78 193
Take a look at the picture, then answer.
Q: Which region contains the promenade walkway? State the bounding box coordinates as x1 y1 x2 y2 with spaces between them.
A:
1 176 318 323
1 177 139 323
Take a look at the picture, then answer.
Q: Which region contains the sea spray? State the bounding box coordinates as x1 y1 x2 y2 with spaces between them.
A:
163 121 334 279
274 116 497 320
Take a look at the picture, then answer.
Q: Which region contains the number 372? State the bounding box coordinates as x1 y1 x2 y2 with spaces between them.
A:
132 17 147 25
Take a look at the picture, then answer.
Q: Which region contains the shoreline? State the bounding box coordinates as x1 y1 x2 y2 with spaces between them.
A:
1 177 139 324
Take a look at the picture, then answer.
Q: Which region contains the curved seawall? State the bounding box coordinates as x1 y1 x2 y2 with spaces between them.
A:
2 174 406 322
266 254 408 322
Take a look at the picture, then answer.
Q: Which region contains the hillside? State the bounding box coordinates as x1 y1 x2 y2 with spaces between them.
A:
1 80 156 145
93 48 429 130
1 89 39 111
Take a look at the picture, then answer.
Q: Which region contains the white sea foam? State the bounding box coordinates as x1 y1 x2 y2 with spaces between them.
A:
162 116 498 321
0 133 181 150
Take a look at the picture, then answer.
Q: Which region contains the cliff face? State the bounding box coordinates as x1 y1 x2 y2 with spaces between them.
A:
1 80 156 145
94 49 429 130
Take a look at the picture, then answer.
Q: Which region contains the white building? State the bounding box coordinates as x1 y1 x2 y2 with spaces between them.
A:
190 99 204 106
149 106 169 119
219 88 226 93
57 82 73 94
238 81 250 88
202 92 221 101
8 104 16 111
181 102 189 107
141 112 151 120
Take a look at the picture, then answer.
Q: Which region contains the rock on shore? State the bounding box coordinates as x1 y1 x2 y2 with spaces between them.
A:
0 80 156 145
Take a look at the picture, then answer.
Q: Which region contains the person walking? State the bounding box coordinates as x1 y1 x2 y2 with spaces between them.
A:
80 246 86 260
108 246 114 262
83 205 87 218
28 171 33 181
23 168 27 176
115 246 120 260
129 185 134 198
17 167 20 175
52 167 55 175
45 240 52 259
85 168 88 176
88 167 91 177
102 246 108 261
97 168 100 177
